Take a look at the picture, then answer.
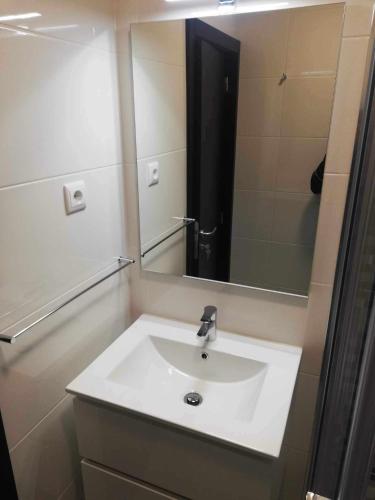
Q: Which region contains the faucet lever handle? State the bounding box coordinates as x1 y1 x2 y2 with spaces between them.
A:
201 305 217 322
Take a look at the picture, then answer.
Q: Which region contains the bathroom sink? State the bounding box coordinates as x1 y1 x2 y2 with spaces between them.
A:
66 314 301 458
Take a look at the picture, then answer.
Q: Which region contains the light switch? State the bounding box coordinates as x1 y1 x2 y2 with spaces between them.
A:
148 161 159 187
63 181 86 214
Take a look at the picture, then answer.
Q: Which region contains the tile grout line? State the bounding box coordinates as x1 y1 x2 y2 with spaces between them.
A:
9 394 70 453
0 22 119 56
0 163 123 191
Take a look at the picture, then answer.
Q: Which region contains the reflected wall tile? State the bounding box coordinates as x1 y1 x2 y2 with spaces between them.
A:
267 243 313 293
131 20 185 66
232 190 274 240
276 138 328 194
272 193 320 246
137 150 186 246
230 238 270 288
235 136 279 191
286 4 343 77
237 10 290 78
281 77 336 138
238 78 283 136
132 57 186 159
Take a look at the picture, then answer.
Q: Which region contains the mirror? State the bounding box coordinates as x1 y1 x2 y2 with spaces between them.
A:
131 4 343 296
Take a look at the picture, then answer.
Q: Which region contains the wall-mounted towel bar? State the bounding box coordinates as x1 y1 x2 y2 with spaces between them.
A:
141 218 196 258
0 256 135 344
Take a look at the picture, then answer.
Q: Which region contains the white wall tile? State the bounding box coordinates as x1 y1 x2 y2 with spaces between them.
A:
286 4 343 77
277 138 328 194
10 396 80 500
132 57 186 158
0 0 117 51
0 166 125 331
0 26 121 187
235 136 279 191
281 77 336 137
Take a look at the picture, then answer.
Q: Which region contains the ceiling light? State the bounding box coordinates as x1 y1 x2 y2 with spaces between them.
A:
0 12 41 22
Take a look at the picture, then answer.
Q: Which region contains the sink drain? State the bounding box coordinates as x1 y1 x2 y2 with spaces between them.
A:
184 392 203 406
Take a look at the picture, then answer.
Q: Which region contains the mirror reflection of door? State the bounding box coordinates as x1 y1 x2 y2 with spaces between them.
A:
186 19 240 282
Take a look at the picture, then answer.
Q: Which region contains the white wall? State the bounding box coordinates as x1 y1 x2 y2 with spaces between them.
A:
0 1 131 499
132 21 187 275
116 0 374 498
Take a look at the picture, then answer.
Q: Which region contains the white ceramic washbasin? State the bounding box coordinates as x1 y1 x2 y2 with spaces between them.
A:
66 314 301 458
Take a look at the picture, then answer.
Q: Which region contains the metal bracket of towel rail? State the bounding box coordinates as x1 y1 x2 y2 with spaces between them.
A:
141 218 196 258
0 256 135 344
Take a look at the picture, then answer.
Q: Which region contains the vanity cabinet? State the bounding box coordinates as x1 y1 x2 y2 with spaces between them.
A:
81 460 181 500
74 397 285 500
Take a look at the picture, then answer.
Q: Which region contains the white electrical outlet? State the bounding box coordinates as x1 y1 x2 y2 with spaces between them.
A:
63 181 86 214
148 161 159 187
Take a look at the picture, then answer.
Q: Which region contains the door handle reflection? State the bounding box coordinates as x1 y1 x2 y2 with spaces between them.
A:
199 226 217 237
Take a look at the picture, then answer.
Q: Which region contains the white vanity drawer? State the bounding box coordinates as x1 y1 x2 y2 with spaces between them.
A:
81 460 181 500
74 398 284 500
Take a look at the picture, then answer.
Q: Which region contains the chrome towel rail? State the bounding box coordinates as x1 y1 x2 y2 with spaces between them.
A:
0 256 135 344
141 218 195 258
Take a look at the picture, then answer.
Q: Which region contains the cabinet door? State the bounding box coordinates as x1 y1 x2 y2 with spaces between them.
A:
81 460 182 500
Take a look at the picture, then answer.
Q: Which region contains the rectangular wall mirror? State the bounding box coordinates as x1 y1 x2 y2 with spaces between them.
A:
131 4 344 297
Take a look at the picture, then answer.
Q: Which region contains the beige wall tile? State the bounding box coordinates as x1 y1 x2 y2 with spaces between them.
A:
235 137 279 191
325 36 370 174
301 283 333 375
279 447 309 500
277 138 328 194
238 78 283 136
311 173 349 284
142 231 186 275
131 20 185 66
287 4 344 77
281 77 336 138
132 57 186 158
272 193 320 246
285 372 319 451
343 0 375 36
232 190 275 240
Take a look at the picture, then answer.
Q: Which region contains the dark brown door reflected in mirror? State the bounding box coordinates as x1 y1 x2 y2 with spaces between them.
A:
186 19 240 282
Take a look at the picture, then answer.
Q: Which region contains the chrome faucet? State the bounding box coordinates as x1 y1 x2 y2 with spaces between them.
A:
197 305 217 342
